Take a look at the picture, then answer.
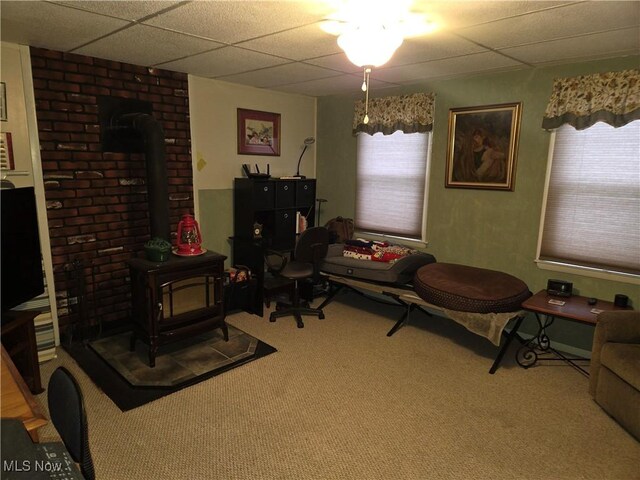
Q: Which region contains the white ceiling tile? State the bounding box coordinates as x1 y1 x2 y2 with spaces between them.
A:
73 24 223 66
143 1 332 44
158 46 292 78
414 1 573 30
1 1 636 97
272 74 394 97
373 51 525 84
238 23 342 61
51 1 181 21
304 52 363 74
0 1 129 51
385 31 487 68
459 1 640 49
501 27 640 65
220 62 343 89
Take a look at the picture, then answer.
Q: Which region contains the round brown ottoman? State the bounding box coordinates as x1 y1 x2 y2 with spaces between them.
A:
413 263 531 313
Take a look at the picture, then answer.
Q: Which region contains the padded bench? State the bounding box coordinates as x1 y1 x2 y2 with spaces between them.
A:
319 259 532 373
413 263 532 314
413 262 532 373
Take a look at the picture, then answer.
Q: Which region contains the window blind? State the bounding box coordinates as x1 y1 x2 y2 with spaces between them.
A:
539 121 640 276
356 131 428 239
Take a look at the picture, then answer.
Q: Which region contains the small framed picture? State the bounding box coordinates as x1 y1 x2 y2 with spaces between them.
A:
0 82 7 121
237 108 281 156
445 102 522 191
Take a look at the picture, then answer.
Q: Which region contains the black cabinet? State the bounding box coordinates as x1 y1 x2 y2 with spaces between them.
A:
232 178 317 315
233 178 316 250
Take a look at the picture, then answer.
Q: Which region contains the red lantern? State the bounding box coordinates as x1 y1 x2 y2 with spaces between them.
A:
176 214 203 255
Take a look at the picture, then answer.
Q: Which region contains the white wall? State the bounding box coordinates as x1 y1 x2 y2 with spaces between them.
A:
1 42 33 186
188 75 317 262
189 76 317 191
1 41 59 343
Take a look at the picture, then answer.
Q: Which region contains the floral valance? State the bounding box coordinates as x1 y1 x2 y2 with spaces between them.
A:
353 92 435 136
542 69 640 130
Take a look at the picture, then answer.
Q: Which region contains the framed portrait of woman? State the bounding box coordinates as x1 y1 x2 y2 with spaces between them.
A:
445 102 522 191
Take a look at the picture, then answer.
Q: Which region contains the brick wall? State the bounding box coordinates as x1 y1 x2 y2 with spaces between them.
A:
30 47 193 330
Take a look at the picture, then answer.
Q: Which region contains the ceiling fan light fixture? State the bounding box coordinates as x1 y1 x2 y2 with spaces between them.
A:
337 23 403 68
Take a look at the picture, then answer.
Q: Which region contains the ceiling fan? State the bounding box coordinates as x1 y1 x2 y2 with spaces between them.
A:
319 0 437 123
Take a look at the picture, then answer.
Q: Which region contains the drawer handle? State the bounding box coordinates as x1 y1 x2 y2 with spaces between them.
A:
284 213 288 219
284 185 288 191
263 186 268 192
304 185 308 190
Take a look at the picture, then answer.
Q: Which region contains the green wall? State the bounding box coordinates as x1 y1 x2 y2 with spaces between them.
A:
199 189 234 266
316 56 640 351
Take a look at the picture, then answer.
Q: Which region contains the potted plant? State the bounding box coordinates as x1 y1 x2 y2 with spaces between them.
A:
144 237 172 262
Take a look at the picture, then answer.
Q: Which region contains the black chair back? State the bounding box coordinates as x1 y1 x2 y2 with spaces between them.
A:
294 226 329 264
48 367 95 480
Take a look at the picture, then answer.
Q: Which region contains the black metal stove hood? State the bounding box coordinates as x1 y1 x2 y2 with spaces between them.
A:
99 97 170 242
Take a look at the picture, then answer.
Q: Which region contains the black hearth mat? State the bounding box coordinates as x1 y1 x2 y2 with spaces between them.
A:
63 325 276 411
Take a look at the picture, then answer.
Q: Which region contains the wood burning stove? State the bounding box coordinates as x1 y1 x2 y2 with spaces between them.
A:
128 252 227 367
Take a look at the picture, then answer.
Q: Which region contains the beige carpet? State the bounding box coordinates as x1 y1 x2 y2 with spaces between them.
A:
35 295 640 480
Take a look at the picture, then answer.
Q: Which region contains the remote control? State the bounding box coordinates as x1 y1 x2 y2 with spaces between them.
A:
548 299 566 306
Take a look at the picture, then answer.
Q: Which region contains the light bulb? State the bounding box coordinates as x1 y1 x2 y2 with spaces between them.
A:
337 23 403 67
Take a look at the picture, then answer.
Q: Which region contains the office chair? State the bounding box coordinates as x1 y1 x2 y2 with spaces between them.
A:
267 226 330 328
48 366 96 480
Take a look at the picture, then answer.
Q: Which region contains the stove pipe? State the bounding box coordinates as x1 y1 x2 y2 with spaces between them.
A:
114 113 170 242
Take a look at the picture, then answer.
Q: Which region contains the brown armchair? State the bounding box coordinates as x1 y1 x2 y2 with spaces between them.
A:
589 310 640 440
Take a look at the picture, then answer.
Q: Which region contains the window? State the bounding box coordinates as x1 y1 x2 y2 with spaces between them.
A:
537 121 640 278
356 131 430 240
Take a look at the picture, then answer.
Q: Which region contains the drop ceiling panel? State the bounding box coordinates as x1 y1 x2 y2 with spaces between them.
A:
238 23 342 61
143 1 331 44
415 1 572 30
501 27 640 65
272 74 394 97
159 46 292 78
73 24 223 66
0 1 129 51
220 62 343 89
304 53 363 74
374 51 524 84
0 1 637 97
459 1 640 49
52 0 181 21
385 32 488 68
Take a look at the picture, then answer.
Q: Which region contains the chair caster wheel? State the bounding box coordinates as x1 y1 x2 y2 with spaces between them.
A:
319 313 325 320
297 322 304 328
269 314 276 323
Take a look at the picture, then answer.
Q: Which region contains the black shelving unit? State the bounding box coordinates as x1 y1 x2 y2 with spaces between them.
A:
232 178 317 316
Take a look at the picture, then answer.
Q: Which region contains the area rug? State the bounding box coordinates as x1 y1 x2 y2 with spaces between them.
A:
64 325 276 411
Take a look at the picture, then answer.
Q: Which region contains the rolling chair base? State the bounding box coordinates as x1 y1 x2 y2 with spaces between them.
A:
269 307 325 328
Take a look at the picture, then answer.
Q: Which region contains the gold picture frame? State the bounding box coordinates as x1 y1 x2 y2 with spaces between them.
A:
445 102 522 191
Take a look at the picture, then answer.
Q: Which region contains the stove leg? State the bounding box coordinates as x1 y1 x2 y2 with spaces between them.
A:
149 346 157 368
221 322 229 341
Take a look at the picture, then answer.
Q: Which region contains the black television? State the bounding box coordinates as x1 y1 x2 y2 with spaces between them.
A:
1 186 45 312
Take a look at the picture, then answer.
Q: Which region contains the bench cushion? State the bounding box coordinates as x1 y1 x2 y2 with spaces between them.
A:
320 244 436 285
414 263 531 313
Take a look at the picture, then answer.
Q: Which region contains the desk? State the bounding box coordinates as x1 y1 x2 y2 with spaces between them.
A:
519 290 632 376
1 346 47 442
1 419 84 480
